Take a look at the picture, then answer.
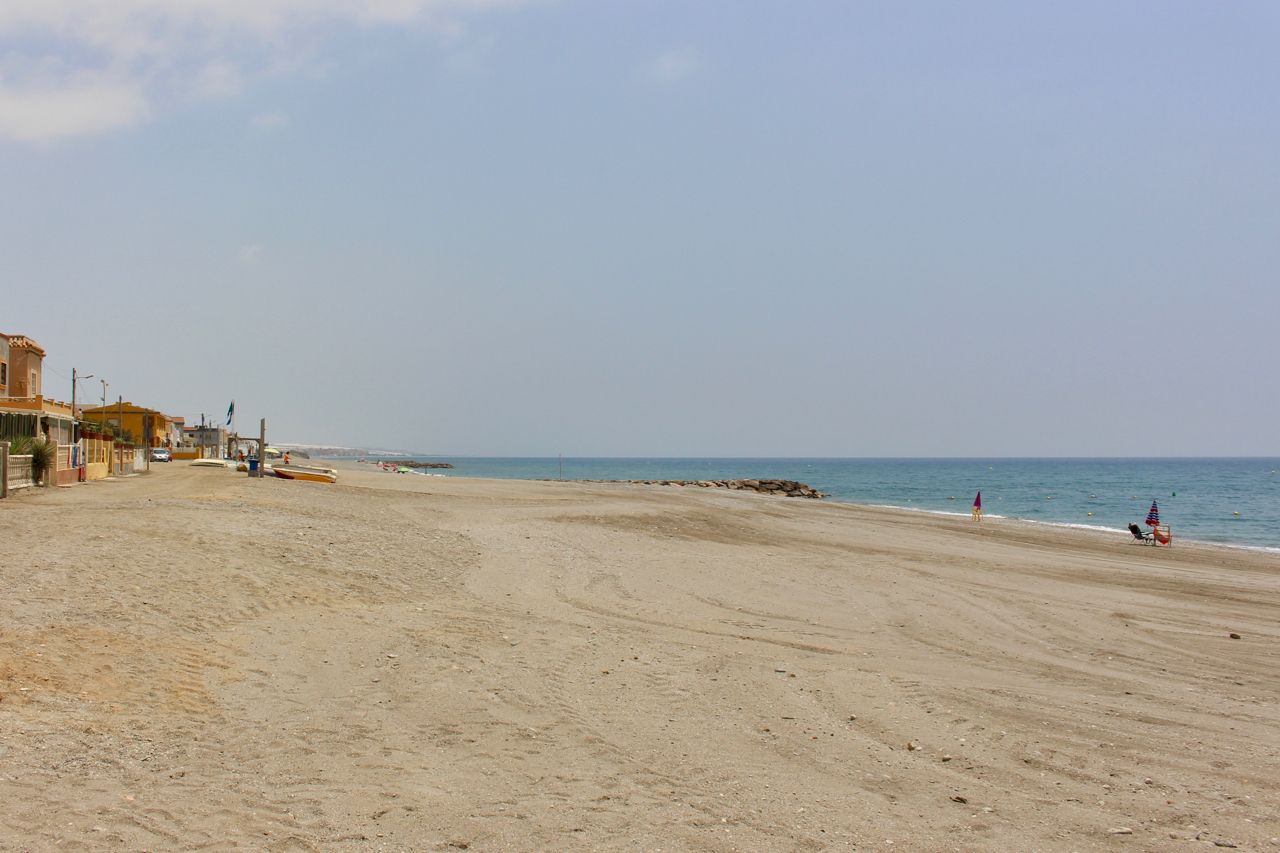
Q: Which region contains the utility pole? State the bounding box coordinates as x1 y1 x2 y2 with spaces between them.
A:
258 418 266 478
73 372 92 422
100 380 108 417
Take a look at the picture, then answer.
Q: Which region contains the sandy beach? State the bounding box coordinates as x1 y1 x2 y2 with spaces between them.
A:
2 462 1277 852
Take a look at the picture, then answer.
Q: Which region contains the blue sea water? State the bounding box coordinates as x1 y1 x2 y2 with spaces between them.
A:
376 457 1280 551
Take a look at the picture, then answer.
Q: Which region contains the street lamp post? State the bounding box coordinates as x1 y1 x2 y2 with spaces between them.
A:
73 371 93 420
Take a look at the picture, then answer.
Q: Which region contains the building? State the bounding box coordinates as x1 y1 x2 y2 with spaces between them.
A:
6 334 42 397
180 423 228 457
79 402 174 449
0 333 76 443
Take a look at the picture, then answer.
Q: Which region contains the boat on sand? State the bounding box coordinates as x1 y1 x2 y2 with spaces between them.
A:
271 464 338 483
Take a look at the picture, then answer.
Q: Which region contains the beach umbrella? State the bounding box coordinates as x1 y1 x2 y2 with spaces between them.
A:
1146 500 1160 528
973 491 982 511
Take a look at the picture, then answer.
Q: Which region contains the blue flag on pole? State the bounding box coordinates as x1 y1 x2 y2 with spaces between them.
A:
226 400 234 425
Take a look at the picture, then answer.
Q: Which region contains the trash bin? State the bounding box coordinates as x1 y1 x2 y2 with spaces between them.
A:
249 459 259 472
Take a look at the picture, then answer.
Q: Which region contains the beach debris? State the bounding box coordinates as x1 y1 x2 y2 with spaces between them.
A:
1229 633 1241 639
941 754 952 761
950 796 967 804
907 741 921 751
1108 827 1134 835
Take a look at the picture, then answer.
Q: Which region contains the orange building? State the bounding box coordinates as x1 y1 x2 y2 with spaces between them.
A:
0 333 76 443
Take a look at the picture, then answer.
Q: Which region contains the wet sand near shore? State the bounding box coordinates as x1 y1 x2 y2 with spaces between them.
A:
2 462 1278 852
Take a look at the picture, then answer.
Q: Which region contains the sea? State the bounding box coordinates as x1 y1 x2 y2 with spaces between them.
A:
366 457 1280 552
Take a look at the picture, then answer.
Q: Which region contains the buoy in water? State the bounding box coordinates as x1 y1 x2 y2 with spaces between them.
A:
950 496 955 500
1234 511 1240 516
1087 512 1093 516
1090 494 1096 498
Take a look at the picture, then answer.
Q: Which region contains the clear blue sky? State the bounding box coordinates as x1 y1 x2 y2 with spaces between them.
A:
3 1 1277 456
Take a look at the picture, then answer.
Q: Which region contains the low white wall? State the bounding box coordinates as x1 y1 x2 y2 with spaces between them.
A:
6 454 34 490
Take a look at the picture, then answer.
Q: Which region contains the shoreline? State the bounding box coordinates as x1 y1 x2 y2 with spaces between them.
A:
857 501 1280 554
3 463 1278 851
348 459 1280 554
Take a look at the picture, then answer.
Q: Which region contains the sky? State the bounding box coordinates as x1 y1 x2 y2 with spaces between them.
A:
2 0 1277 456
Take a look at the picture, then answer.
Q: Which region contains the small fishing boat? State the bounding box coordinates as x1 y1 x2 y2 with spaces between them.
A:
190 458 233 468
272 464 338 484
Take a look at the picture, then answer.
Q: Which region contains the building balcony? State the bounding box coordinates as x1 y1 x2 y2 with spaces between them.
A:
0 395 77 419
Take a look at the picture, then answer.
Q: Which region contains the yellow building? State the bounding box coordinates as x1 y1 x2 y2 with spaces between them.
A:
79 402 174 449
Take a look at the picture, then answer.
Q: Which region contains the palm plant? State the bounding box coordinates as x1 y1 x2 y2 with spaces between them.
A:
6 435 55 483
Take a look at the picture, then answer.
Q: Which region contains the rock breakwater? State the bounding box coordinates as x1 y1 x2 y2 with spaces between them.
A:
385 461 456 469
564 478 826 498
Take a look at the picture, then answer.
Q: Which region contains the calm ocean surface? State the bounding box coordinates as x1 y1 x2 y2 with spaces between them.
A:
377 457 1280 551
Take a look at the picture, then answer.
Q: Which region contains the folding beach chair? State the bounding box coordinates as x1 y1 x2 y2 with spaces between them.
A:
1152 524 1172 545
1129 523 1153 544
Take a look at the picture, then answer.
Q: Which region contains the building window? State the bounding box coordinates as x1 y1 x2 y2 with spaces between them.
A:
0 361 6 388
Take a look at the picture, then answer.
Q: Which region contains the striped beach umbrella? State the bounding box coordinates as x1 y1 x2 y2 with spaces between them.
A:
1146 500 1160 527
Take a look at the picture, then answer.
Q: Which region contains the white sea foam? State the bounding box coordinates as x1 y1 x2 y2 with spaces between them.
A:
868 502 1125 535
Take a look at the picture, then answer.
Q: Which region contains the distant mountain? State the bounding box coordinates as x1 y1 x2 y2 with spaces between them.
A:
272 444 423 458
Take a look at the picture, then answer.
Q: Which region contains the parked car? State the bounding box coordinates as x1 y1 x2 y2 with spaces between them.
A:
150 447 173 462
